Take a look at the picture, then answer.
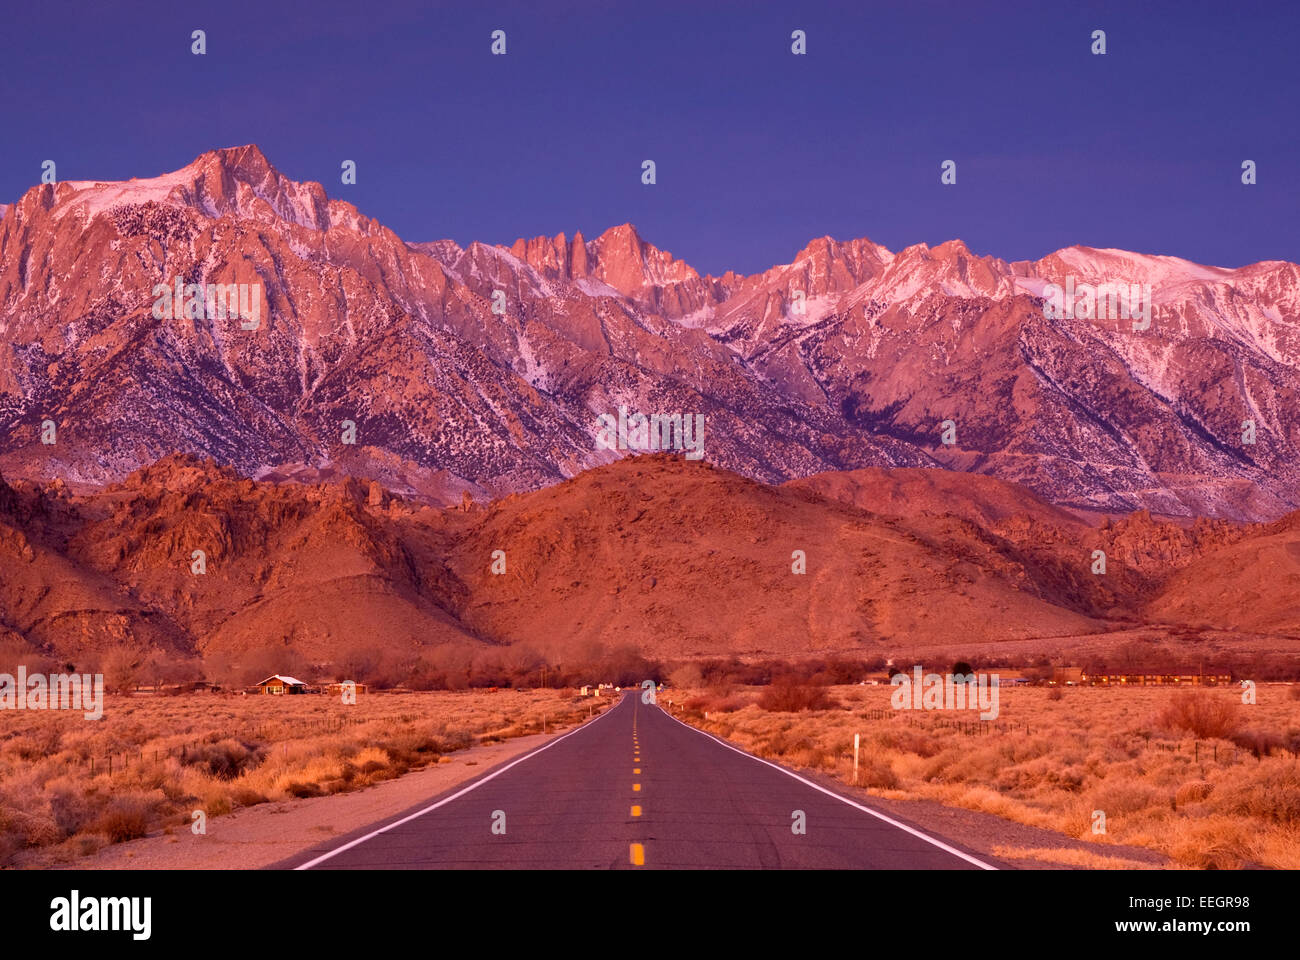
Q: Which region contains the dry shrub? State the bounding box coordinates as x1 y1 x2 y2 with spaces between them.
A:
758 682 832 712
284 781 323 799
74 835 107 857
229 787 268 808
182 739 265 780
1166 818 1255 869
761 731 812 756
1220 766 1300 825
94 797 153 842
7 727 63 761
1229 728 1282 759
873 727 943 758
713 696 748 712
8 810 61 847
48 788 98 836
857 759 899 789
380 731 455 764
794 744 829 769
683 692 746 714
1046 687 1063 702
1174 780 1214 805
1157 692 1239 739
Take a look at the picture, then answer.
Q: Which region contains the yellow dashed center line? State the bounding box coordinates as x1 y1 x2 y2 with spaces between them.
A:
630 704 646 865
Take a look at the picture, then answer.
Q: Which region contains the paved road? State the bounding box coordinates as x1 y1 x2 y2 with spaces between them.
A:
283 692 997 870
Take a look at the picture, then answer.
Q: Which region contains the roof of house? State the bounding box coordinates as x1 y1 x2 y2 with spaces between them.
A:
255 674 307 686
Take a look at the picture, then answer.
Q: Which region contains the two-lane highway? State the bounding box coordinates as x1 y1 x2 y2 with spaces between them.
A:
284 693 996 870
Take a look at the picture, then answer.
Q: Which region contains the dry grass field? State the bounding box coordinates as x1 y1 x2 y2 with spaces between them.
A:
0 688 604 865
669 683 1300 869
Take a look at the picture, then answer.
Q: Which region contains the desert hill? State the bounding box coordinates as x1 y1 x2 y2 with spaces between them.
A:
1 455 1295 682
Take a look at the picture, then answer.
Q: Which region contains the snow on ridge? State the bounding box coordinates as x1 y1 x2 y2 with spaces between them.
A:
785 293 840 326
1050 246 1233 287
49 150 328 231
55 168 196 220
574 276 623 299
674 303 717 329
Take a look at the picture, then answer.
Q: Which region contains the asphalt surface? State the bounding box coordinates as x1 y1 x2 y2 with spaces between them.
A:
282 692 997 870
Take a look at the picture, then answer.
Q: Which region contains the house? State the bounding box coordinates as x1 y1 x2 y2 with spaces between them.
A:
180 680 220 694
254 675 309 695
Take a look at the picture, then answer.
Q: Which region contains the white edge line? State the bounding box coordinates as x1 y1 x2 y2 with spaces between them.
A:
659 704 999 871
294 696 624 870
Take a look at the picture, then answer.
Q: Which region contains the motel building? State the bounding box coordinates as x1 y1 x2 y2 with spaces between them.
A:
1082 673 1233 686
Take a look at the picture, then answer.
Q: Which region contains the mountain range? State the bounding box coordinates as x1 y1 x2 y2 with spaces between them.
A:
2 145 1297 521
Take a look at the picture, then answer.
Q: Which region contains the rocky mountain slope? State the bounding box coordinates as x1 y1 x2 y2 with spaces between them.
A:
0 455 1295 677
2 146 1296 519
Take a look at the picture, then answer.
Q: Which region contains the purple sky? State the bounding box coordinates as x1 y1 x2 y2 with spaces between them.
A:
3 0 1297 276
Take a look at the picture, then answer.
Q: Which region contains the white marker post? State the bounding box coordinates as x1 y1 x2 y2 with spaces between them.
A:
853 733 860 785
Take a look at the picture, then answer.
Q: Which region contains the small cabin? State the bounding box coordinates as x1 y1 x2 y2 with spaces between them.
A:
180 680 220 694
254 674 309 695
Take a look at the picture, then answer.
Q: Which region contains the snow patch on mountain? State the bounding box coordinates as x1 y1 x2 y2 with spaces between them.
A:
55 169 197 221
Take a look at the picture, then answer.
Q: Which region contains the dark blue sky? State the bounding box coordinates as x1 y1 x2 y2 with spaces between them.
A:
3 0 1296 276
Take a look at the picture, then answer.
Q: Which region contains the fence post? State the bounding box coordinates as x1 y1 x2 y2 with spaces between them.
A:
853 733 860 785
